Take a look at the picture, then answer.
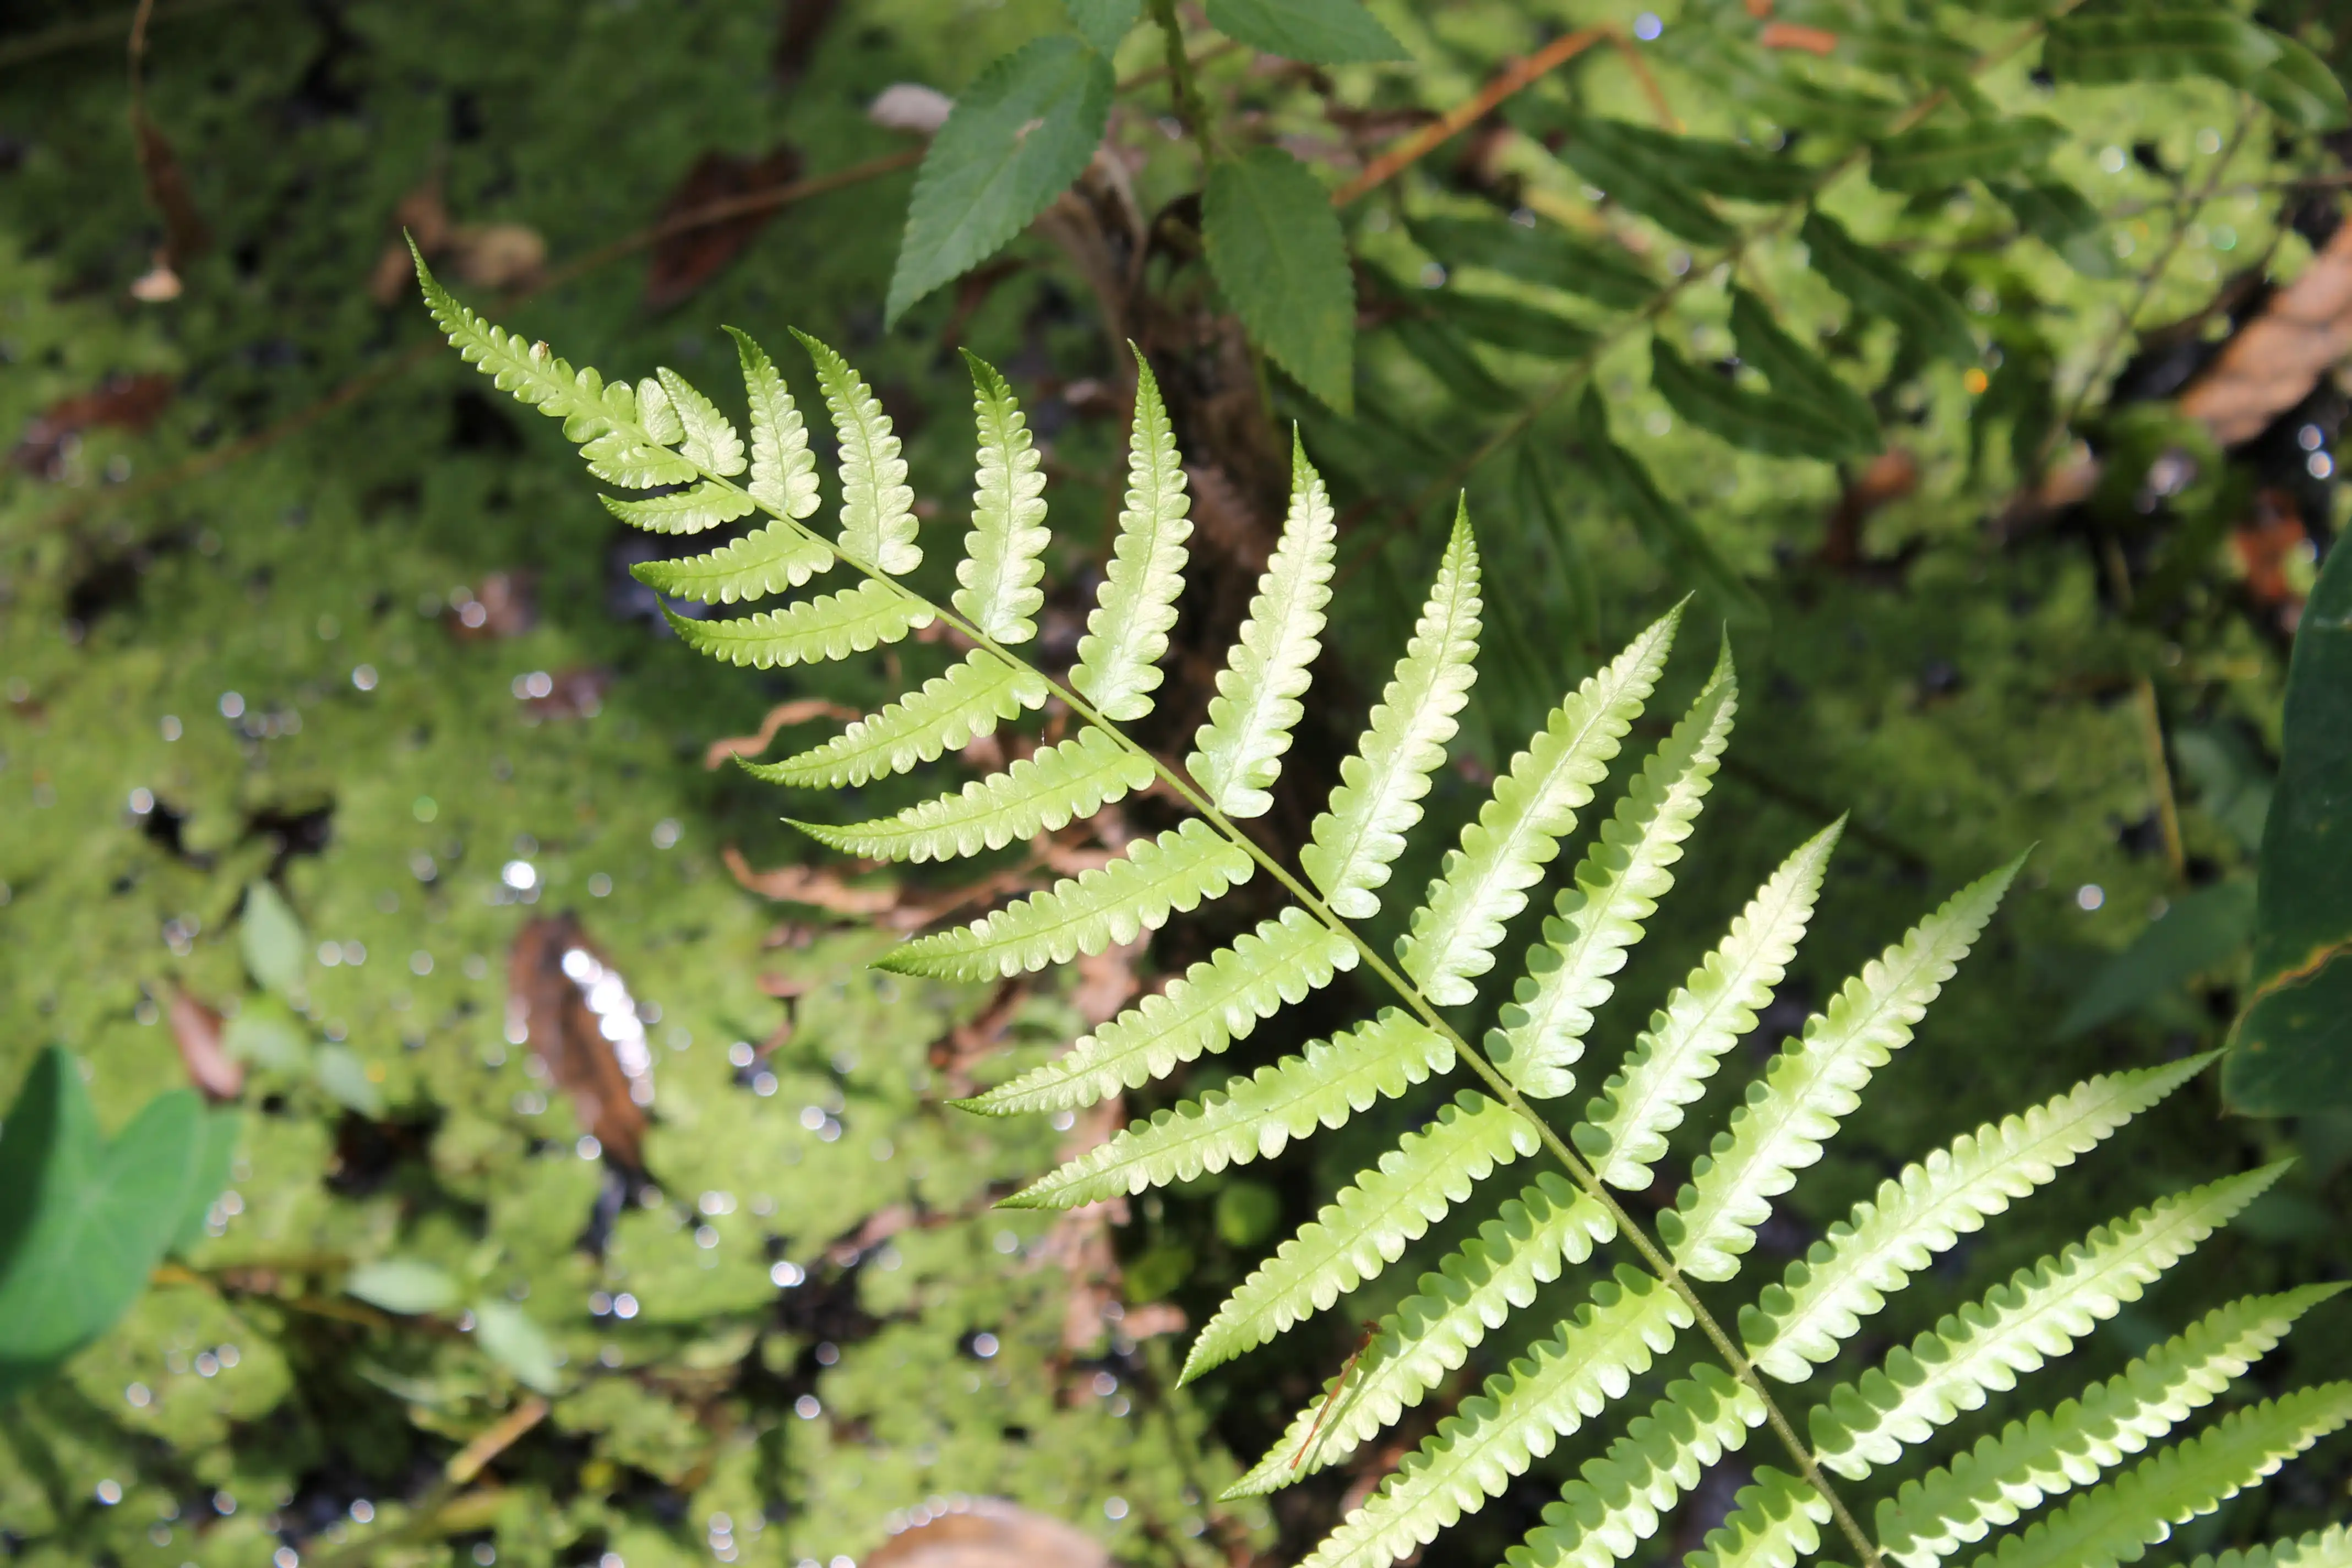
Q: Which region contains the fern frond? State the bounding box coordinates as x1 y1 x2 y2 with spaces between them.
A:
630 521 834 604
953 352 1050 644
1185 436 1338 819
1966 1385 2352 1568
601 480 760 535
793 329 920 575
754 650 1047 790
879 819 1253 981
723 325 821 521
959 909 1357 1114
1489 649 1735 1099
1687 1468 1832 1568
1572 821 1839 1190
654 366 745 476
666 579 932 669
1296 1267 1690 1568
1401 603 1683 1007
1182 1092 1539 1384
1070 361 1191 721
1233 1175 1618 1496
793 727 1154 862
1301 508 1483 919
2187 1526 2352 1568
1809 1163 2289 1480
1503 1366 1767 1568
1877 1286 2345 1567
1006 1010 1453 1210
1742 1055 2217 1385
1663 856 2021 1282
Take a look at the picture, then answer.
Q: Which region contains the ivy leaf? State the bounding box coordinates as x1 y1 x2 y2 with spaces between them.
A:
1870 115 2065 193
1410 214 1654 310
1205 146 1355 411
473 1300 564 1392
886 37 1114 324
2228 540 2352 1113
1800 210 1976 364
1063 0 1140 53
2251 33 2351 131
1201 0 1405 63
346 1257 463 1315
2059 879 2257 1038
240 881 307 999
1577 389 1762 623
1989 178 2124 279
2043 7 2280 87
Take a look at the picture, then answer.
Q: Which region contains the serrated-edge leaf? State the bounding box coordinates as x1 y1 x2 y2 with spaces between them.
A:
1491 654 1736 1099
880 818 1251 981
793 726 1153 863
1686 1468 1832 1568
656 367 745 476
1302 508 1482 919
1235 1174 1615 1496
1878 1286 2344 1567
1203 146 1357 410
1575 821 1841 1190
1966 1386 2352 1568
1743 1055 2218 1384
1665 857 2021 1282
953 353 1052 644
666 580 932 669
1009 1010 1455 1210
1183 1092 1539 1383
757 650 1046 791
1800 209 1977 364
725 326 821 520
1200 0 1405 63
795 331 921 575
1403 604 1683 1005
1297 1268 1691 1568
630 520 835 604
600 480 759 536
1807 1164 2290 1480
2187 1525 2352 1568
1071 361 1191 720
962 909 1357 1113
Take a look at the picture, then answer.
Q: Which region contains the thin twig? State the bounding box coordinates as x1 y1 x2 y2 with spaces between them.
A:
1332 28 1606 206
0 0 253 71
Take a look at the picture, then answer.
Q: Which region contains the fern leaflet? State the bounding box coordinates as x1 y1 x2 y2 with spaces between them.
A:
631 521 834 604
794 727 1153 863
1070 361 1190 721
723 325 821 521
655 366 745 476
1689 1468 1832 1568
954 352 1050 644
601 480 758 535
754 650 1047 790
2187 1526 2352 1568
794 329 920 574
665 579 932 669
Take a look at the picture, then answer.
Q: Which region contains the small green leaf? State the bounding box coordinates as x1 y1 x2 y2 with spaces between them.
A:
1988 178 2124 279
1577 389 1763 621
1527 109 1818 205
1410 214 1654 310
1428 291 1597 361
1204 146 1355 411
1201 0 1404 62
346 1257 462 1315
887 36 1115 323
2251 32 2351 130
1800 210 1976 364
2044 7 2280 87
1870 115 2065 193
1649 339 1866 462
1386 312 1518 411
2060 880 2256 1038
314 1044 387 1117
1547 118 1736 246
240 881 307 998
224 997 312 1071
1063 0 1140 52
473 1300 564 1393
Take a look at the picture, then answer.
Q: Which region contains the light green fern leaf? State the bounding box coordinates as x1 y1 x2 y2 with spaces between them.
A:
1966 1386 2352 1568
1233 1175 1615 1496
1503 1367 1767 1568
666 580 931 669
794 330 920 575
1008 1010 1453 1210
1071 361 1191 721
1186 437 1339 818
723 326 821 520
601 481 759 535
954 352 1050 644
630 522 834 604
791 727 1154 863
879 819 1251 981
1743 1055 2216 1384
655 366 745 476
2187 1526 2352 1568
1489 652 1735 1099
1663 856 2021 1282
1297 1268 1690 1568
1686 1468 1832 1568
960 910 1357 1114
1182 1092 1539 1384
1809 1164 2288 1480
1402 603 1683 1006
632 375 684 444
1878 1286 2344 1567
1572 821 1840 1190
1301 508 1483 919
755 651 1047 790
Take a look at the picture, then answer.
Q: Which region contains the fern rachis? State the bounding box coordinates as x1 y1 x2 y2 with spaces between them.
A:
423 252 2347 1568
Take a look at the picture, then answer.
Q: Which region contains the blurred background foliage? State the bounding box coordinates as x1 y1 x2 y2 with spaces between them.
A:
1 1 2349 1566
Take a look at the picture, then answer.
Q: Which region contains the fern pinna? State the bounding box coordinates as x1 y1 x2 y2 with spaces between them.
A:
418 249 2350 1568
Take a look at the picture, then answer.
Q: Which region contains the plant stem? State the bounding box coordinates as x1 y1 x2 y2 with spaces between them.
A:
1147 0 1220 162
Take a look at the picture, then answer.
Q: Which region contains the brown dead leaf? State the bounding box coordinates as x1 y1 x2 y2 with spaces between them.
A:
446 573 537 640
448 223 547 292
12 374 176 476
867 1500 1110 1568
722 846 901 915
369 178 454 303
931 979 1028 1093
168 988 242 1103
1034 1095 1130 1354
521 667 611 722
1185 462 1271 571
1118 1301 1188 1340
133 113 210 268
704 696 861 770
1069 938 1142 1027
369 172 544 301
2233 488 2311 628
508 914 652 1167
2180 218 2352 445
644 145 804 312
1819 447 1921 571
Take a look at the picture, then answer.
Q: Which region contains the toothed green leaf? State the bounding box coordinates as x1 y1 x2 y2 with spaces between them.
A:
630 520 834 605
1574 821 1840 1190
666 580 932 670
1071 361 1190 721
755 651 1047 791
793 727 1154 863
795 330 921 575
881 818 1250 981
600 480 759 535
961 909 1357 1114
1686 1468 1831 1568
1402 604 1681 1007
1186 438 1338 818
1302 507 1482 919
654 367 744 476
1183 1092 1538 1384
1665 857 2021 1282
724 325 821 520
1490 654 1735 1099
952 353 1051 646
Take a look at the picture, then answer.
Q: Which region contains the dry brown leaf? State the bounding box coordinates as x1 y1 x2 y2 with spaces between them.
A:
168 988 242 1103
2233 488 2312 629
1118 1301 1188 1340
867 1500 1110 1568
368 178 453 303
2180 219 2352 445
643 145 804 312
1034 1095 1130 1354
133 113 211 268
933 979 1028 1087
722 846 901 915
448 224 548 292
703 697 861 770
1069 937 1143 1028
508 914 651 1167
521 667 611 722
447 573 538 640
12 374 176 476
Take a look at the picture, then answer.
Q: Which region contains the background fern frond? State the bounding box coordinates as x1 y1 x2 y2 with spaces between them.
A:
1490 650 1735 1099
792 727 1153 862
664 580 932 669
2186 1526 2352 1568
1070 361 1190 721
723 324 821 521
1686 1467 1832 1568
754 650 1046 790
1301 508 1483 919
792 329 921 574
629 521 834 604
953 351 1050 644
